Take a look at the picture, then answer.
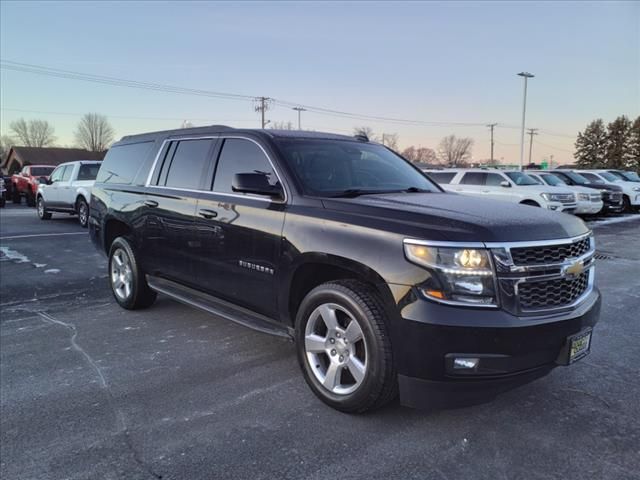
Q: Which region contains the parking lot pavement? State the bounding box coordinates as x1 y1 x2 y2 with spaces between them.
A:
1 203 639 480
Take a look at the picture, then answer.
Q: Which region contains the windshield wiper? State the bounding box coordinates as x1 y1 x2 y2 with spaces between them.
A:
330 189 395 198
402 187 431 193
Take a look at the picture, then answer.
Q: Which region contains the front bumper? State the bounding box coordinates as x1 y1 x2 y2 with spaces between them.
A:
629 193 640 206
392 287 601 409
575 200 603 215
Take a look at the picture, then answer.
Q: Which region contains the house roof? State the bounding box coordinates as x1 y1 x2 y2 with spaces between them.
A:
2 147 106 169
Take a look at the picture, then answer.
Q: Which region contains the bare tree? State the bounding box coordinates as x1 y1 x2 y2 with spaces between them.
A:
269 121 295 130
437 135 473 166
402 145 437 164
1 135 14 162
353 126 375 140
381 133 399 150
9 118 56 147
75 113 115 152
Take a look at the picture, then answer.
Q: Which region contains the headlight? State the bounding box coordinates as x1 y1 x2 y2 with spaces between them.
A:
633 187 640 192
403 242 496 306
541 192 573 202
578 193 589 201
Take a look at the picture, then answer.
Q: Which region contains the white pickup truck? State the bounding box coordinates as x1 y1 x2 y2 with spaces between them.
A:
36 160 102 227
425 168 577 213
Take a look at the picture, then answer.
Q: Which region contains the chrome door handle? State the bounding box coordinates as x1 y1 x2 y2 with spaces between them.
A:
198 209 218 219
144 200 159 208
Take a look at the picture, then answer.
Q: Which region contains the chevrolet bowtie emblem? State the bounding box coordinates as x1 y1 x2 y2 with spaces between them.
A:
564 260 585 277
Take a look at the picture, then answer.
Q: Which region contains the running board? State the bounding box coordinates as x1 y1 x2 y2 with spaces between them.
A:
146 275 293 339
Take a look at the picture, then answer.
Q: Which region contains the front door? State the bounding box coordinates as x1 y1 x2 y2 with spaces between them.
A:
44 164 66 206
141 137 217 287
194 137 286 318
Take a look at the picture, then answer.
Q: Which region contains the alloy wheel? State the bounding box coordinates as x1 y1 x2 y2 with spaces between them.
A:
304 303 367 395
110 248 133 301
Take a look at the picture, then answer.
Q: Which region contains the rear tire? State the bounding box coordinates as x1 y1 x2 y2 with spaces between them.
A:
295 280 397 413
26 191 36 207
108 237 157 310
77 197 89 228
37 196 52 220
12 190 20 204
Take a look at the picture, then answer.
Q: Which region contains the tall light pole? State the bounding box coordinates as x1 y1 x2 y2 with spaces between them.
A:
517 72 534 171
292 107 306 130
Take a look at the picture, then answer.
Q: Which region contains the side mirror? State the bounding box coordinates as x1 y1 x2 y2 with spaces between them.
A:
39 176 51 185
500 181 511 188
232 173 282 198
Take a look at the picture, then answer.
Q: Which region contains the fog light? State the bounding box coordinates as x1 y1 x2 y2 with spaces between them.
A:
453 357 479 370
548 205 558 210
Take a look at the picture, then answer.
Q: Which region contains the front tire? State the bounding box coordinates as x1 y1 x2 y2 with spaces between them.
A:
26 191 36 207
12 190 20 204
622 195 632 213
295 280 397 413
77 197 89 228
108 237 157 310
37 197 52 220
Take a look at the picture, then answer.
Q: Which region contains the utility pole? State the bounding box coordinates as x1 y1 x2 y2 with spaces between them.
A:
381 134 386 146
527 128 539 165
517 72 535 171
487 123 497 163
292 107 306 130
254 97 272 129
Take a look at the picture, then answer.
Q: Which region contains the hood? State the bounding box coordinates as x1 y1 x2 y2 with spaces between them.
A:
321 192 589 243
582 183 622 192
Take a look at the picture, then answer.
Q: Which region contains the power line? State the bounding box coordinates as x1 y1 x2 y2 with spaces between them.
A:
527 128 539 164
0 59 499 129
486 123 497 162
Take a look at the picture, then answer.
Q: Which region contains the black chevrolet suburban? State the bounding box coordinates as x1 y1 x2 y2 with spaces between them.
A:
89 126 601 412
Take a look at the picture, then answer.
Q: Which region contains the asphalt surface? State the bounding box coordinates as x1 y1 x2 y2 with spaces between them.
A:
1 203 639 480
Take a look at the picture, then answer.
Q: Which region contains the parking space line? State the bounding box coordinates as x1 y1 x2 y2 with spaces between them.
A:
0 232 88 240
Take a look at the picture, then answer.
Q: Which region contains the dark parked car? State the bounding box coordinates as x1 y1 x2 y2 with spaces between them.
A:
89 126 601 412
549 170 624 214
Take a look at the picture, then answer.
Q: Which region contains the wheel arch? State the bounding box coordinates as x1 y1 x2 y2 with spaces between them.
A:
103 217 132 255
281 253 398 327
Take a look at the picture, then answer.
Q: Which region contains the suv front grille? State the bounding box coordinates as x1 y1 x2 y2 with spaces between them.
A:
556 194 576 204
510 237 591 266
603 192 622 203
518 271 589 310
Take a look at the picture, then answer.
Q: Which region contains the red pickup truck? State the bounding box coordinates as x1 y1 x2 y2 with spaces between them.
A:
11 165 55 206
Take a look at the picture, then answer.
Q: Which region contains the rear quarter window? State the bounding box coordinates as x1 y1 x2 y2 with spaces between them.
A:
96 141 154 185
77 164 101 181
427 172 456 184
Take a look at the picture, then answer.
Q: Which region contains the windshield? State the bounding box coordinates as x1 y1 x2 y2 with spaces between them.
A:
31 167 55 176
562 171 590 185
621 171 640 182
504 172 539 186
274 139 441 196
598 171 620 182
541 174 566 186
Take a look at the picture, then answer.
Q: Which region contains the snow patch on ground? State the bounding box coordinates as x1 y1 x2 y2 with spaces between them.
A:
0 247 30 263
33 263 47 268
44 269 61 274
587 215 640 227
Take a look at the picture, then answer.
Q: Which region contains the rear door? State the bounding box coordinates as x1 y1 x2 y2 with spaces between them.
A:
43 165 67 206
194 137 287 317
57 163 77 209
454 172 486 197
142 137 217 287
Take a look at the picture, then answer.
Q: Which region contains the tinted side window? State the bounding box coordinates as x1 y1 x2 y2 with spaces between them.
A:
96 141 154 185
77 164 101 181
485 173 504 186
428 172 456 184
213 139 278 194
50 166 66 182
162 139 214 189
460 172 485 185
581 172 604 184
61 165 73 181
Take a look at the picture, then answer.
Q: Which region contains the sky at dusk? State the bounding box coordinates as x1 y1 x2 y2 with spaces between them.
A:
1 0 638 164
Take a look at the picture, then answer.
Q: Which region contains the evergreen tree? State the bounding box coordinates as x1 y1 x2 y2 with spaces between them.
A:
604 115 632 169
574 119 607 168
628 116 640 171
